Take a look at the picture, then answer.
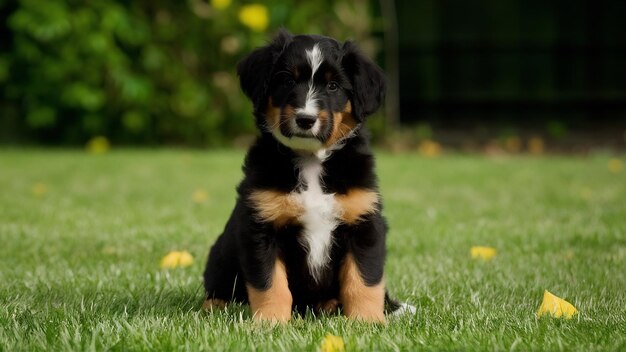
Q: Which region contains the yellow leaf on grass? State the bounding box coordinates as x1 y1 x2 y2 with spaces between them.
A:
160 251 194 269
319 334 345 352
608 158 623 173
470 246 497 260
580 187 593 200
537 290 578 319
31 182 48 197
192 189 209 203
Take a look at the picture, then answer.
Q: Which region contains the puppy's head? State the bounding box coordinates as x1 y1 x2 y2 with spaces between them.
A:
237 30 385 152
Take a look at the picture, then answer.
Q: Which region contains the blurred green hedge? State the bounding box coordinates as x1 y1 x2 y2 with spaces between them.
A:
0 0 379 146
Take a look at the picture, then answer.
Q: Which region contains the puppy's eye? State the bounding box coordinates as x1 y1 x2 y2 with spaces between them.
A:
284 77 295 87
327 81 339 92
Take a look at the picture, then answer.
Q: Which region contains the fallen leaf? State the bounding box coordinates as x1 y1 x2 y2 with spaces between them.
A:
192 189 209 203
160 251 194 269
319 334 345 352
102 245 118 255
31 182 47 197
608 158 623 173
580 188 593 200
470 246 497 260
537 290 578 319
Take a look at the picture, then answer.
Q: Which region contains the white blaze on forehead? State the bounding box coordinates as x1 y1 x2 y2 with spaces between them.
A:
295 44 323 117
306 43 323 77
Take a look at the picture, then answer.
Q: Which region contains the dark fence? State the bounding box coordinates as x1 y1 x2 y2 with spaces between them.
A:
395 0 626 131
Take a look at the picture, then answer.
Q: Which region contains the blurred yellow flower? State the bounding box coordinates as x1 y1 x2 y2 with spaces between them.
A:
470 246 497 261
537 290 578 319
608 158 623 173
86 136 110 154
238 4 269 32
192 189 209 203
211 0 231 10
160 251 194 269
528 137 544 155
31 182 47 197
319 334 345 352
418 139 442 157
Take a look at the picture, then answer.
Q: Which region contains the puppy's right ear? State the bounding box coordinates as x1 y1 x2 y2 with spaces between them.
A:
237 30 292 108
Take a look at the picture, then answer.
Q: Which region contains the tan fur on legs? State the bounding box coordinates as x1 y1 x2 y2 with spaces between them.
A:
246 258 293 323
202 298 227 311
339 253 385 323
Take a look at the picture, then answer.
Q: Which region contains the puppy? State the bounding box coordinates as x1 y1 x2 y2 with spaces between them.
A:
203 30 405 323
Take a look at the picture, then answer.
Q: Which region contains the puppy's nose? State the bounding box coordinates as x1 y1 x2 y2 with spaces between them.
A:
295 114 316 130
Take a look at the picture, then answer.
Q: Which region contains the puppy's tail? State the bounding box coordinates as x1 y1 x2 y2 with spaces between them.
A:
384 292 417 316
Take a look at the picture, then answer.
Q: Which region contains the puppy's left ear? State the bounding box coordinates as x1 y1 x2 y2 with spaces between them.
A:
341 41 386 121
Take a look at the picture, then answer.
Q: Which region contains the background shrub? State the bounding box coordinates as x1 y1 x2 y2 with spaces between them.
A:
0 0 379 146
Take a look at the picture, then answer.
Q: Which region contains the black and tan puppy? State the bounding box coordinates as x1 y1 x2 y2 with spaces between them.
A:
203 31 410 323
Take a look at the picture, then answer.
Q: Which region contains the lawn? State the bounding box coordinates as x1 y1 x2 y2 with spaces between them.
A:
1 149 625 351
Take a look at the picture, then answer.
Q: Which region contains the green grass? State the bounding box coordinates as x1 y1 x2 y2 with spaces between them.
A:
1 149 625 351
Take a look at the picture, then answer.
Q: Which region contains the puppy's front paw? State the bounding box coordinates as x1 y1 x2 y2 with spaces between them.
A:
247 259 293 324
339 253 386 323
343 301 385 323
250 304 292 324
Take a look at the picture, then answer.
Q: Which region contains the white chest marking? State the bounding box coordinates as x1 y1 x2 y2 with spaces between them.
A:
295 155 338 281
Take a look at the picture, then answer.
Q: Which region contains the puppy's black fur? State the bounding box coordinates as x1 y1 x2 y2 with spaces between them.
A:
203 31 401 320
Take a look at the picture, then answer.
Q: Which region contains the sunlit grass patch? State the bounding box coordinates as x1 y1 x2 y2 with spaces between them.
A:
0 149 625 351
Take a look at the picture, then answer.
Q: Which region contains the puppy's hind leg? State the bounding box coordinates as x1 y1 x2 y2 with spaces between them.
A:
203 234 244 310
